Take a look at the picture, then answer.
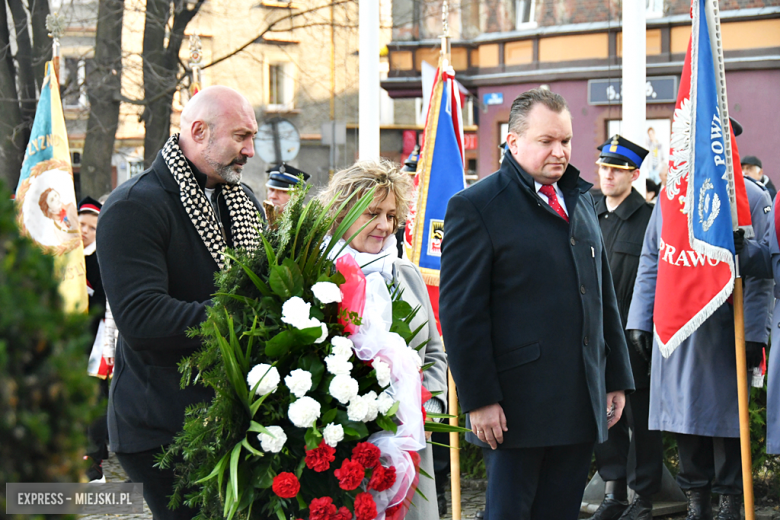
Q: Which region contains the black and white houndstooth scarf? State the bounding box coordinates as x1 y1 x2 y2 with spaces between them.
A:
162 134 260 269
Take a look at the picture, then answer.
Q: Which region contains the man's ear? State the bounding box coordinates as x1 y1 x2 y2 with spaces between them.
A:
506 132 519 155
190 120 209 144
631 168 641 183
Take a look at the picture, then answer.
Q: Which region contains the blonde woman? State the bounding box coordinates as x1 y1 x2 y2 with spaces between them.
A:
319 159 448 520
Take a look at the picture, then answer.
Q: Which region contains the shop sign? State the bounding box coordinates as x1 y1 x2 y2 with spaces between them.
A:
483 92 504 106
588 76 678 105
464 133 478 150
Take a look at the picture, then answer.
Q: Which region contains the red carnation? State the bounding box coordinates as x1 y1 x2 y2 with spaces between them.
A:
334 506 352 520
351 442 381 469
421 405 427 422
333 458 365 490
354 492 377 520
271 472 300 498
367 464 396 492
309 497 337 520
305 441 336 472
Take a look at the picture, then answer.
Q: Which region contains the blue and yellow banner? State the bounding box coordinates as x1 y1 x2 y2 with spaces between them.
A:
404 62 466 285
15 62 87 313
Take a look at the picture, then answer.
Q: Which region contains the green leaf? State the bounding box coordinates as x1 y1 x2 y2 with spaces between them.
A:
214 323 249 409
389 320 412 342
229 441 242 502
320 407 338 425
337 410 370 440
299 354 326 389
249 391 271 417
194 452 229 484
224 251 272 296
418 466 433 480
392 299 414 322
242 437 263 457
261 234 278 267
426 412 457 419
252 459 273 489
265 326 323 358
424 422 473 433
375 414 398 434
248 420 274 436
269 264 301 299
297 494 307 510
421 361 435 372
275 507 286 520
384 400 400 418
304 427 323 450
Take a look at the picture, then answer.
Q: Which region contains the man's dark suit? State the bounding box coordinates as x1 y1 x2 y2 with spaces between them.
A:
97 152 261 518
440 152 634 519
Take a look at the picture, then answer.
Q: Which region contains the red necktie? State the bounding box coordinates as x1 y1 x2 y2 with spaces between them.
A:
539 184 569 223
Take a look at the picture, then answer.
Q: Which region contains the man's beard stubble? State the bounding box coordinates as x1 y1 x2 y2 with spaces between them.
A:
203 140 246 186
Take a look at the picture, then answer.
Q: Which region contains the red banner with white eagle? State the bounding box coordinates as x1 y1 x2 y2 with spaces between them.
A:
654 0 753 357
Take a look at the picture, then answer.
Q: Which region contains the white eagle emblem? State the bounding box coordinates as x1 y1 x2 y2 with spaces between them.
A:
666 97 693 213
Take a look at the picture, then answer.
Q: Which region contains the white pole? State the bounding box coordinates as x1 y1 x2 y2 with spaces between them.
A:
622 1 647 196
359 0 380 159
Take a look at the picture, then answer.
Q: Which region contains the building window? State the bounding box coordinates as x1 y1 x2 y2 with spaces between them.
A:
516 0 535 27
647 0 664 18
480 0 535 33
267 63 294 111
128 160 145 178
62 57 94 108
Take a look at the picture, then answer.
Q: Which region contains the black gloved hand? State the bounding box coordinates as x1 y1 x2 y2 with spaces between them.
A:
733 229 745 255
628 329 653 364
745 341 765 370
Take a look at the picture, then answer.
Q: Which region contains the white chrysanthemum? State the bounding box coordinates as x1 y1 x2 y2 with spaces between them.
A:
258 425 287 453
325 354 353 375
363 391 379 422
323 423 344 447
314 322 328 344
288 396 321 428
312 282 343 304
377 390 395 415
330 336 354 358
347 395 369 422
330 374 359 404
247 364 280 396
373 358 391 388
281 297 312 329
284 369 313 398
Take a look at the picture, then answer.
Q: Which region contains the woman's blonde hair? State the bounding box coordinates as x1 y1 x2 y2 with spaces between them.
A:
318 158 413 234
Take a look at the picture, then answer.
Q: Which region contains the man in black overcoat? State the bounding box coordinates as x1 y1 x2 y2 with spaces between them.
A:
97 86 262 519
590 136 661 520
440 89 635 520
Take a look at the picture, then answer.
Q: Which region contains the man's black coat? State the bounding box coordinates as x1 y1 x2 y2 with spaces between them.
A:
440 152 634 449
595 188 654 388
97 151 262 453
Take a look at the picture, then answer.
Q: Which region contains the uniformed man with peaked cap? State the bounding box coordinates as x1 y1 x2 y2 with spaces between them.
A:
265 163 310 213
589 135 660 520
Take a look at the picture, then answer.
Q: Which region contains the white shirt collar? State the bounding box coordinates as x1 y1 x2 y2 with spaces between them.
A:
534 181 568 216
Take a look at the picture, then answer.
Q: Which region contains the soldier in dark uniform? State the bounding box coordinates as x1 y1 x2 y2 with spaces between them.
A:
589 136 660 520
264 163 310 220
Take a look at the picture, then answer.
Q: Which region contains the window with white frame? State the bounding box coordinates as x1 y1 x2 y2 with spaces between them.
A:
267 62 295 110
646 0 664 18
516 0 535 27
62 57 94 108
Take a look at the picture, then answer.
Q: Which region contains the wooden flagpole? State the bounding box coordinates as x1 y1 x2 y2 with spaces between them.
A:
438 2 462 518
732 263 755 520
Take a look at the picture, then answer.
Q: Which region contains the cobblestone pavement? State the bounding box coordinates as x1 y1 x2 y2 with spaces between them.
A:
81 456 780 520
